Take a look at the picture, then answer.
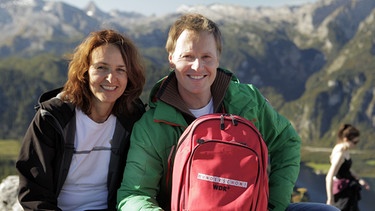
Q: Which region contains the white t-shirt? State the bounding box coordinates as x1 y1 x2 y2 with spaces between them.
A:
57 108 116 211
189 98 214 118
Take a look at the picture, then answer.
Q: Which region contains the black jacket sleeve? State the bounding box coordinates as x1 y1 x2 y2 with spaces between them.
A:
16 108 65 211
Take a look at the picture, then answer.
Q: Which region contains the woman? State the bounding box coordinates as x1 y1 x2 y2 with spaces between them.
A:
326 124 370 210
16 29 146 211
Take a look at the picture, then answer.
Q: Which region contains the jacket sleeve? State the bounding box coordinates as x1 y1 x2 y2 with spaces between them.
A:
117 118 164 211
256 95 301 211
225 83 301 211
16 110 63 211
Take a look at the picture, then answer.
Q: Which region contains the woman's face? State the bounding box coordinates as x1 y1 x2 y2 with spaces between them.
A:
349 137 360 148
169 30 219 102
88 44 128 109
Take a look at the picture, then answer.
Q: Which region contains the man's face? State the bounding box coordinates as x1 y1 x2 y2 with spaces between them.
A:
169 30 219 105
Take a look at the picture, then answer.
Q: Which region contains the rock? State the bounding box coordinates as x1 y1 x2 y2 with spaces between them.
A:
0 175 22 211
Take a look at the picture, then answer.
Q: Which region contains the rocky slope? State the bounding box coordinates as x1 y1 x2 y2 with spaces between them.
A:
0 175 22 211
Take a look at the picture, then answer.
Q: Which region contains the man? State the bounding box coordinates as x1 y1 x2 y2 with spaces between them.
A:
117 13 339 211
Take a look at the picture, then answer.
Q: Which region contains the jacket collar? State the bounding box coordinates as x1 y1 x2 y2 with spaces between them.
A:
155 68 233 118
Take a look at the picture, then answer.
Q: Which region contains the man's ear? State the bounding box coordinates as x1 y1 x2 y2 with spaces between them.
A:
168 54 175 68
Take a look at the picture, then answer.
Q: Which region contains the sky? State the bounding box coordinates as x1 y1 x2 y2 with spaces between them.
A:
54 0 319 16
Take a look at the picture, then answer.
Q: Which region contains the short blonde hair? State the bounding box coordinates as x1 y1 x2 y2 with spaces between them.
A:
165 13 222 56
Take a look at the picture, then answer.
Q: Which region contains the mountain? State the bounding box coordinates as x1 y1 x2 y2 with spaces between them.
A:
0 0 374 150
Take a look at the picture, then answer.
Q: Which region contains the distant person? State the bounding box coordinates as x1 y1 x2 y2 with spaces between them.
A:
16 29 146 211
117 13 339 211
326 124 370 210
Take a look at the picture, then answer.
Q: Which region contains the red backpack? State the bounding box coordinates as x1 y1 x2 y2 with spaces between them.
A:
171 113 269 211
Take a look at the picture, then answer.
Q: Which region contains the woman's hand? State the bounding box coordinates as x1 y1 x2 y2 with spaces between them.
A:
326 198 334 205
359 179 370 190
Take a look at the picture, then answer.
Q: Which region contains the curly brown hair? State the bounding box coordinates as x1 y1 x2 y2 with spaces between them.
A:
60 29 145 116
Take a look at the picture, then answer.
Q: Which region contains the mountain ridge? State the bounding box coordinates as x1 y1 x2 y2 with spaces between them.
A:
0 0 374 149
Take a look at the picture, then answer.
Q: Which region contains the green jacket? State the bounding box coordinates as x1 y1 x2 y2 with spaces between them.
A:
117 68 301 211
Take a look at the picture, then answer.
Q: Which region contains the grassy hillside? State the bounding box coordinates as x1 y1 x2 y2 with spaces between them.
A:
301 147 375 177
0 139 20 180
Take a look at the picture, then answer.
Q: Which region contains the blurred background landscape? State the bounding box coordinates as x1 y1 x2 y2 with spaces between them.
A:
0 0 374 209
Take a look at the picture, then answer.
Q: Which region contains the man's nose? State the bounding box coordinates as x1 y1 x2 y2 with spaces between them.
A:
191 58 203 70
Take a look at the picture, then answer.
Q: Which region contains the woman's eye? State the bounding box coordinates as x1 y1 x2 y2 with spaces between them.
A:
203 56 212 61
95 66 108 71
118 68 127 73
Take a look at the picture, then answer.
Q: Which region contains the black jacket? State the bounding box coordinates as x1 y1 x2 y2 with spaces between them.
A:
16 88 145 210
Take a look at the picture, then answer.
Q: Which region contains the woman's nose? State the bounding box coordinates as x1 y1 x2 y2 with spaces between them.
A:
106 71 115 82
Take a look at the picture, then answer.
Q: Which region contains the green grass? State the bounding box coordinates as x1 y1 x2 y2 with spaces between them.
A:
0 139 21 180
301 146 375 178
304 162 330 175
0 139 20 159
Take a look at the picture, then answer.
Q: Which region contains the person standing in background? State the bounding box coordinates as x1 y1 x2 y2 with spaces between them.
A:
326 124 370 210
16 29 146 211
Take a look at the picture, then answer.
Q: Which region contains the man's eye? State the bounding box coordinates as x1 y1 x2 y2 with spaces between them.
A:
182 55 194 61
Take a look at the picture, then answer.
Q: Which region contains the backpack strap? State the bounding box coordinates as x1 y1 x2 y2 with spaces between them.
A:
166 144 176 192
107 98 146 209
106 118 128 209
36 87 76 195
39 100 75 196
56 113 76 194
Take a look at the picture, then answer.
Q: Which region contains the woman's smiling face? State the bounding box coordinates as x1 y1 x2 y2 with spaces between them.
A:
88 44 128 108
